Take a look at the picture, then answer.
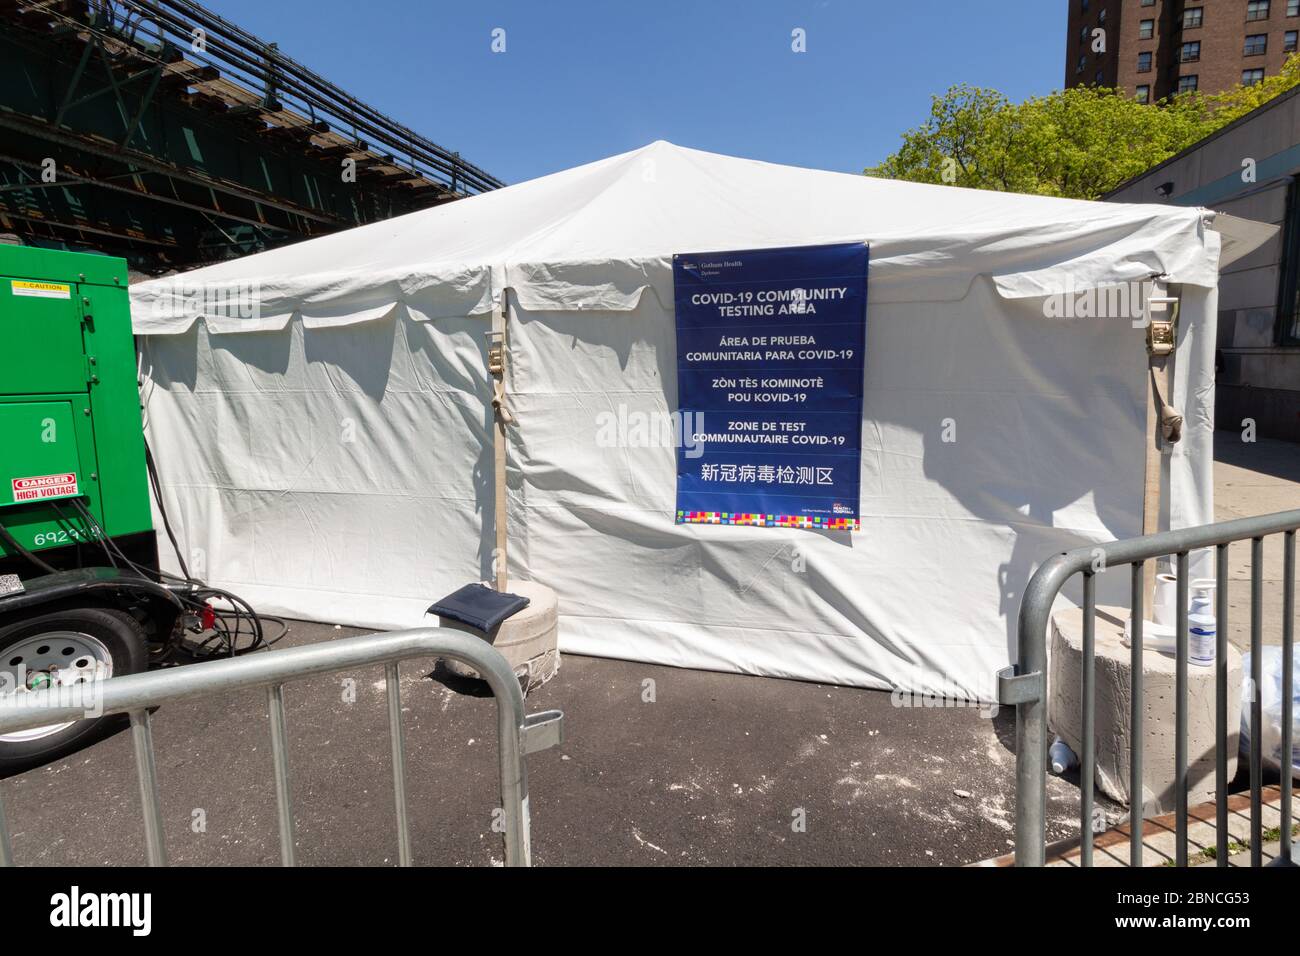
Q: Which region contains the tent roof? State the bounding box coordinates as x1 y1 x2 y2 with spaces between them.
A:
133 140 1274 334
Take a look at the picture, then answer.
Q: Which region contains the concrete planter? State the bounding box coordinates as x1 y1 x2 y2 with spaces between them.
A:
1048 605 1241 815
438 581 560 693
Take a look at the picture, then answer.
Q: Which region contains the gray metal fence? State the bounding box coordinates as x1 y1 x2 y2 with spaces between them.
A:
0 627 563 867
1003 509 1298 867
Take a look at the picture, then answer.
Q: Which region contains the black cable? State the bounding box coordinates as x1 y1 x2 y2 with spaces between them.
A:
71 499 158 582
0 466 287 660
50 501 116 570
0 517 58 575
144 438 191 581
68 498 287 659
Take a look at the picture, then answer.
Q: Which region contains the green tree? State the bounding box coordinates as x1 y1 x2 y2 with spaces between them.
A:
867 55 1300 200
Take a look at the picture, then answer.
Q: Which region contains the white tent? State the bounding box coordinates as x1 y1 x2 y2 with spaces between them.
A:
131 141 1272 697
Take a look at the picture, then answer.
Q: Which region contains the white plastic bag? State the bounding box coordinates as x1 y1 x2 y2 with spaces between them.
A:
1240 648 1300 781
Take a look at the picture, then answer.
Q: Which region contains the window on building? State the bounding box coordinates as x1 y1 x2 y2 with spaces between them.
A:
1138 51 1153 72
1290 0 1300 17
1099 9 1107 24
1181 41 1201 62
1139 19 1155 38
1286 30 1299 51
1245 34 1269 55
1247 0 1271 21
1183 7 1204 28
1178 74 1199 93
1080 25 1090 44
1081 0 1089 11
1096 68 1105 84
1141 0 1155 6
1077 55 1087 74
1135 85 1151 103
1242 68 1266 84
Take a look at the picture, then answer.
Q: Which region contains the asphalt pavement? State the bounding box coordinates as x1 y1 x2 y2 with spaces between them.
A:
1 622 1064 866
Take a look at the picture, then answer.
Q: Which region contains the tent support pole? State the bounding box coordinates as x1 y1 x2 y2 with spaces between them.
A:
1142 360 1166 603
489 288 512 592
1141 286 1181 608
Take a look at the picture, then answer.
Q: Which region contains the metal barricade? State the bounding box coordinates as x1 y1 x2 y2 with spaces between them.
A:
0 627 563 867
1003 509 1298 867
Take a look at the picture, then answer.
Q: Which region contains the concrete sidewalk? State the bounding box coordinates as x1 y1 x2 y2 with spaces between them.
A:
1213 433 1300 651
978 785 1294 867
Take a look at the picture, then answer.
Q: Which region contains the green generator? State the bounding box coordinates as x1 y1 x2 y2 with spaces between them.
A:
0 245 182 772
0 246 153 559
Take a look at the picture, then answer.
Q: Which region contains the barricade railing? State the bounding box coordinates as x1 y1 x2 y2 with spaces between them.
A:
0 627 563 867
1003 510 1298 867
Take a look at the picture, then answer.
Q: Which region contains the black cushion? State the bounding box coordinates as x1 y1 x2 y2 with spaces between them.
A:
428 583 530 634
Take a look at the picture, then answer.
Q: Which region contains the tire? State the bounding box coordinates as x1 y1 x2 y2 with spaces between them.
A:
0 605 147 775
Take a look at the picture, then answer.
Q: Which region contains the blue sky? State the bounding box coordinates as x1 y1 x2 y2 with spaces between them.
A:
208 0 1067 185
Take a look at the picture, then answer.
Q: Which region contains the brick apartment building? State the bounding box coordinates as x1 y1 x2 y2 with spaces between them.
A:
1066 0 1300 101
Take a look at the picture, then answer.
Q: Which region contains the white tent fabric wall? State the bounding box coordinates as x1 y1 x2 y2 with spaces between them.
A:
132 141 1271 697
137 310 494 628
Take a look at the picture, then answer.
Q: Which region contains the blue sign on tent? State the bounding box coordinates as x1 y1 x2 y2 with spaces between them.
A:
673 241 869 531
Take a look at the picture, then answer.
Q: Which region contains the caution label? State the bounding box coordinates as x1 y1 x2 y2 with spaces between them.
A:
11 473 79 502
10 280 72 300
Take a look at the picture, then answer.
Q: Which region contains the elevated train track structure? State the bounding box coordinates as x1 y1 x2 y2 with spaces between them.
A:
0 0 503 273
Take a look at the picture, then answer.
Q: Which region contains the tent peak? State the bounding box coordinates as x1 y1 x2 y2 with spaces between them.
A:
627 138 683 158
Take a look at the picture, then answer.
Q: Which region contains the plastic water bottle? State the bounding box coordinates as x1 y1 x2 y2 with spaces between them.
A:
1189 582 1214 616
1188 583 1216 666
1049 736 1078 775
1189 614 1216 666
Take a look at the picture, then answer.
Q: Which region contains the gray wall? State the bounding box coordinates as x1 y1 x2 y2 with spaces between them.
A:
1106 87 1300 442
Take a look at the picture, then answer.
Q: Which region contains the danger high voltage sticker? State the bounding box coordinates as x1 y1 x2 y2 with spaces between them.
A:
11 473 79 502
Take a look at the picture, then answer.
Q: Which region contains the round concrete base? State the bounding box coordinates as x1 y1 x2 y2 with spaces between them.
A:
439 581 560 693
1048 605 1240 815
